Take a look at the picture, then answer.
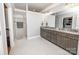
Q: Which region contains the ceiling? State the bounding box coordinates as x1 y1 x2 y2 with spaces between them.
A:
28 3 52 12
14 3 26 10
14 3 52 12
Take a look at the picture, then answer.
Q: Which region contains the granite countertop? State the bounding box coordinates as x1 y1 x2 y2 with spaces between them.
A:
42 27 79 36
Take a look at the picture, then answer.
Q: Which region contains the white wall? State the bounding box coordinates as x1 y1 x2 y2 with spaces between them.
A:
27 11 43 38
5 8 9 28
76 14 79 29
55 15 60 28
13 11 26 39
8 7 15 48
0 23 4 54
0 3 8 54
0 3 4 55
46 15 55 27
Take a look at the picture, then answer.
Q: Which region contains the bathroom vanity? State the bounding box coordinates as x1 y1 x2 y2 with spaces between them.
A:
40 26 79 55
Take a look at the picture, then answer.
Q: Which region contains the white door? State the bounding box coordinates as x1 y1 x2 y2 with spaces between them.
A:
14 14 25 40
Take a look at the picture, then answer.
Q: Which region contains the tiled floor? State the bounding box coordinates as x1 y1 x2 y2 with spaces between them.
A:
10 37 71 55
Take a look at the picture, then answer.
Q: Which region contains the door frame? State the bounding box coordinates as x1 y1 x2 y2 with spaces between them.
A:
1 3 15 54
5 3 15 49
0 3 8 54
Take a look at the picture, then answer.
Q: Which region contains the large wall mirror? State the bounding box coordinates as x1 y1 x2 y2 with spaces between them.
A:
63 17 72 28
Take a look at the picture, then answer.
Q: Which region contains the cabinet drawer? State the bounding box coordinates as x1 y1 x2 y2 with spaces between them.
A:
66 33 78 39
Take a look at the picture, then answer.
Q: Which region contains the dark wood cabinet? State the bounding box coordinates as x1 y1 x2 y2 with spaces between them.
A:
50 30 57 44
65 37 71 51
70 39 78 54
57 32 62 47
40 28 50 41
46 30 50 41
40 27 78 55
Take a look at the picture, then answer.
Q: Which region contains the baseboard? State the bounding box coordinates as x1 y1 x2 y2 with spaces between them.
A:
27 35 40 40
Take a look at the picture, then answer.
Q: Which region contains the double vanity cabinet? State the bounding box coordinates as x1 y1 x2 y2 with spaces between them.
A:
40 27 79 55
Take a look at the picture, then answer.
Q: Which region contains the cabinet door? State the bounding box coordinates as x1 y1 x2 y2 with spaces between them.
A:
47 30 50 41
41 28 46 39
50 30 54 43
51 31 57 44
45 30 49 40
57 34 61 46
53 31 57 44
57 32 62 47
41 28 44 38
61 37 65 49
65 37 71 51
44 29 47 39
40 28 43 37
50 30 55 43
60 32 65 48
70 39 78 55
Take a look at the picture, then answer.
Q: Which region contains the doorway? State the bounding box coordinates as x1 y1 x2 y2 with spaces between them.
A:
13 10 27 40
4 4 11 54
